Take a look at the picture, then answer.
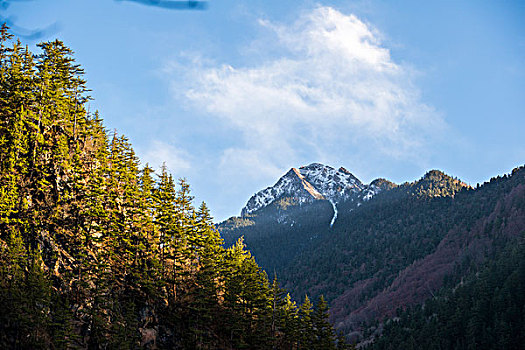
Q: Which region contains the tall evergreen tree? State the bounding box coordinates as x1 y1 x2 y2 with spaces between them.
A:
312 295 337 350
0 27 346 350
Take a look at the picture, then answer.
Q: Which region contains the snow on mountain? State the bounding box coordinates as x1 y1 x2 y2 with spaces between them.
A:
329 200 338 228
361 182 382 201
241 163 383 217
298 163 365 201
241 168 324 216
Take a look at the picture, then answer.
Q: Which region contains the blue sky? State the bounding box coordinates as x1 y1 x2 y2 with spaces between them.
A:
4 0 525 221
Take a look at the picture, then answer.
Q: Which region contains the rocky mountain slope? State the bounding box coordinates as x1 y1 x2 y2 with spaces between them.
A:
241 163 388 225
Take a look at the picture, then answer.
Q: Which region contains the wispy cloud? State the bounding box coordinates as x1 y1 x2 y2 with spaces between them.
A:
168 6 446 198
139 140 192 174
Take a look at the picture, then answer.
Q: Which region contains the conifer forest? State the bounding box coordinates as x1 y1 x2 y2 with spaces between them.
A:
0 26 347 349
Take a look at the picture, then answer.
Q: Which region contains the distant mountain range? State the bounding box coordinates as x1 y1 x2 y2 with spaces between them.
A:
218 163 525 344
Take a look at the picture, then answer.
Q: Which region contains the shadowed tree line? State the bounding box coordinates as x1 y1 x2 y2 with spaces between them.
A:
365 238 525 350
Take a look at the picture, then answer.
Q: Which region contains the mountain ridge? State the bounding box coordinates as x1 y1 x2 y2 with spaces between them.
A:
218 165 524 342
241 163 383 218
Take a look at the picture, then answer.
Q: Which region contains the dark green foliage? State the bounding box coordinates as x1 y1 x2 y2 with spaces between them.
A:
220 198 334 275
366 240 525 350
312 296 337 349
0 27 344 349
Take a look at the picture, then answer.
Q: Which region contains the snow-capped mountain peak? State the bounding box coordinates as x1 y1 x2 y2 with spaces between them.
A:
241 167 325 216
298 163 365 201
241 163 378 216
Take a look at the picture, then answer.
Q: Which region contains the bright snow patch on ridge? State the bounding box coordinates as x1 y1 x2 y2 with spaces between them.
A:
329 200 338 228
299 163 364 201
241 167 325 216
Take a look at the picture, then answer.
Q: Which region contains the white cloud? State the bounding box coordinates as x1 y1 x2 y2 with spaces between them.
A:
169 6 446 200
140 140 191 174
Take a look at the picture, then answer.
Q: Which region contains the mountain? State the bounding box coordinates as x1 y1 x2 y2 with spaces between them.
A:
218 164 525 345
219 165 467 280
241 163 387 225
241 166 326 216
219 163 393 274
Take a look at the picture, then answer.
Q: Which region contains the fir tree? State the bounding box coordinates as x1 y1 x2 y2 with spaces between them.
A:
0 27 346 349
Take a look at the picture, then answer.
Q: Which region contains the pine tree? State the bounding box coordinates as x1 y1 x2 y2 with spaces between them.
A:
153 165 185 302
298 295 315 349
188 202 224 347
223 237 273 349
280 292 300 349
312 295 337 349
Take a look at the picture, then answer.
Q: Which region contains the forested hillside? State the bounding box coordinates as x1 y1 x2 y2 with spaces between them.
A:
365 238 525 349
304 167 525 338
220 198 334 273
219 162 525 343
0 26 348 349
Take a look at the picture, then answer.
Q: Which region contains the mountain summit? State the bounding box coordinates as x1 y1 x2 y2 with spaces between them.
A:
241 163 382 219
